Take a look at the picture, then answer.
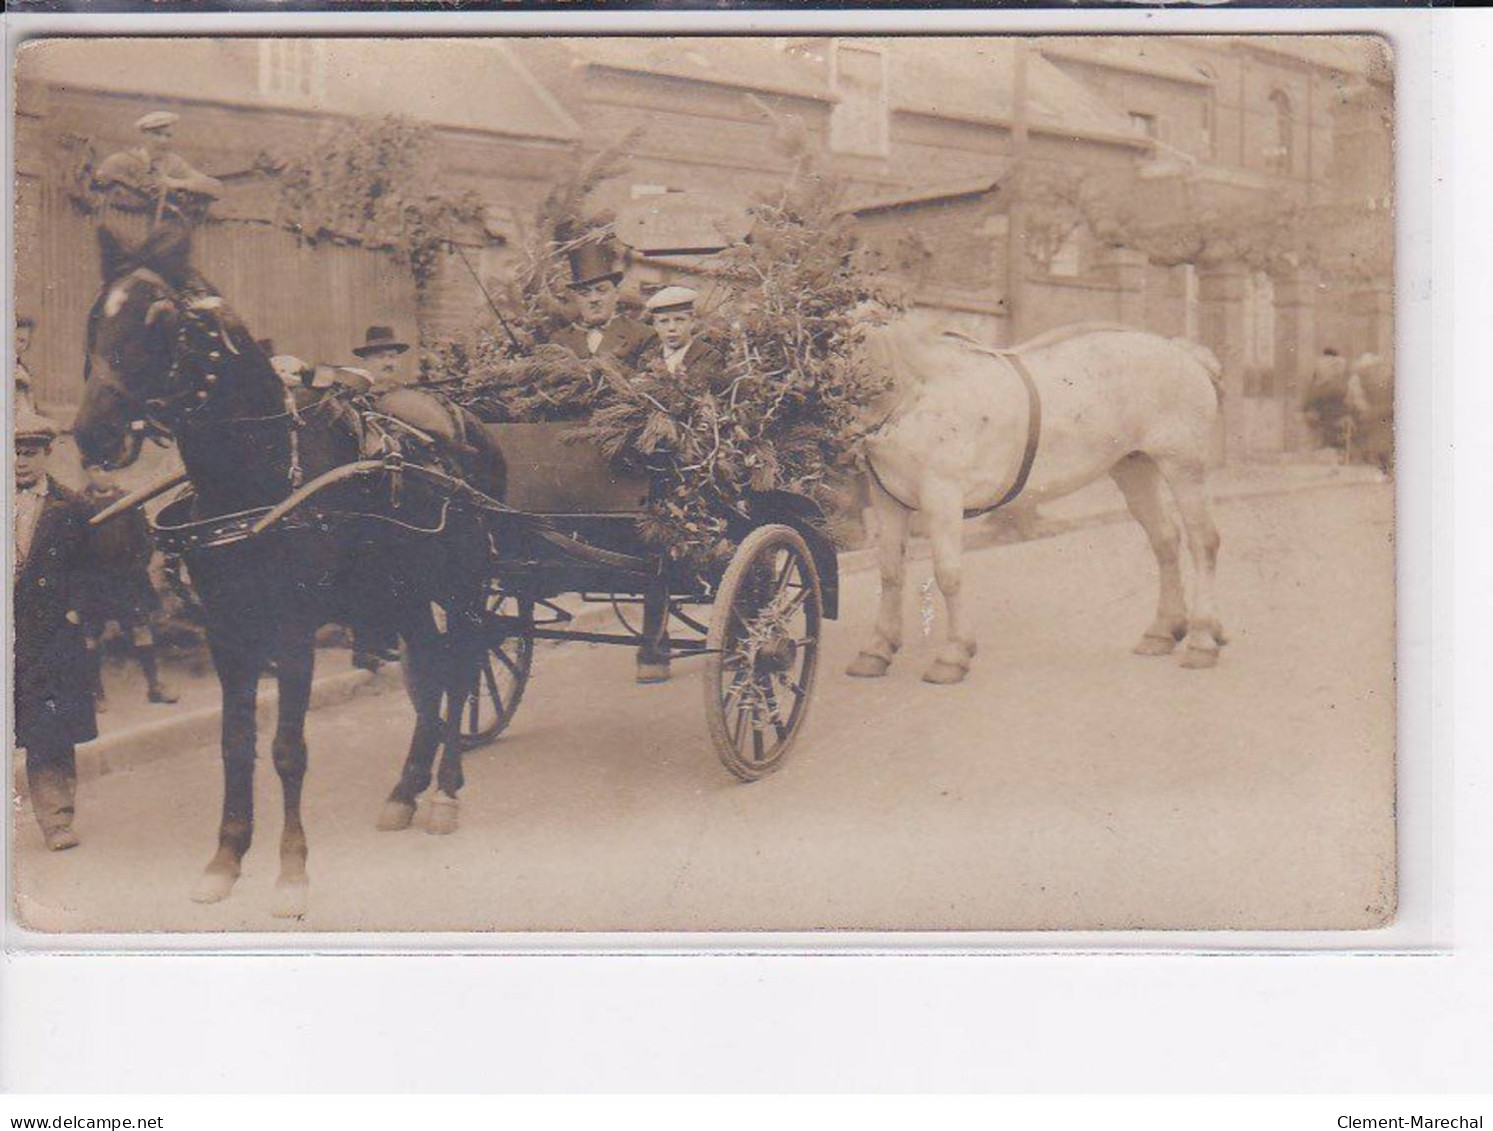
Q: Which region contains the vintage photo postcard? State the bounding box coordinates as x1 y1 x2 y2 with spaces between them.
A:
8 34 1395 934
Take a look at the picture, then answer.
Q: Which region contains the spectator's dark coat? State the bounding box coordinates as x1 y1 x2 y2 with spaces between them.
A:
80 483 161 627
14 482 98 750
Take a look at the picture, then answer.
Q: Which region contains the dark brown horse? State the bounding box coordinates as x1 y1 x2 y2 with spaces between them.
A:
73 231 501 918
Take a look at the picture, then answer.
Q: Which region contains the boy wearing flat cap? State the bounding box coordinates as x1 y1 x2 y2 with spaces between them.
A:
642 286 726 391
548 242 653 370
14 411 97 851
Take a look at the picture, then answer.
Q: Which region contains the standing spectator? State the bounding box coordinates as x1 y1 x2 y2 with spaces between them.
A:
14 410 97 851
14 312 37 413
80 462 179 709
1303 347 1354 454
546 242 654 370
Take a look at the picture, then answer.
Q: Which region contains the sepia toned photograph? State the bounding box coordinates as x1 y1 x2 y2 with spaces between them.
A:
9 34 1395 934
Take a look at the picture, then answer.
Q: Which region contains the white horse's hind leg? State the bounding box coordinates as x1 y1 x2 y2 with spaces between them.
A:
1158 457 1225 669
846 478 910 678
1110 452 1189 655
921 478 976 685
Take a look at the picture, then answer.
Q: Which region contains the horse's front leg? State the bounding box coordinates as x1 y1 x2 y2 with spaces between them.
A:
192 641 261 903
921 478 976 685
847 477 911 678
269 635 315 919
429 611 484 836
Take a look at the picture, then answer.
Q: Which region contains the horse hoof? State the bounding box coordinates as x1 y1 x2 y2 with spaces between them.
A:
426 796 460 836
922 660 969 685
191 867 238 904
271 878 309 920
1133 633 1178 656
376 799 417 832
1180 646 1219 670
846 652 891 678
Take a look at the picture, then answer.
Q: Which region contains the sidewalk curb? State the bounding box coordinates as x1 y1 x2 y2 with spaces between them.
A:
57 468 1384 784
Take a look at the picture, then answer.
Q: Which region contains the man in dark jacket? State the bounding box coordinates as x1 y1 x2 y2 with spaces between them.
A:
638 285 728 392
14 411 97 851
546 242 654 370
80 462 178 709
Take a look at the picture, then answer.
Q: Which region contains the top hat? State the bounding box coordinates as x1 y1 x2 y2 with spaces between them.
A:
645 285 699 315
565 242 625 290
135 111 181 135
352 326 410 358
15 409 59 445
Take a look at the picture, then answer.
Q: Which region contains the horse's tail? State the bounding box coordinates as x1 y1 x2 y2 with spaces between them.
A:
1173 337 1224 402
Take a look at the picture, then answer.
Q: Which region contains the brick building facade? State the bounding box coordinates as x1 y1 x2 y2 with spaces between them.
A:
14 36 1392 460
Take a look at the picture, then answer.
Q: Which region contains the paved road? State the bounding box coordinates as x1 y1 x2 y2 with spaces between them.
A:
14 484 1395 934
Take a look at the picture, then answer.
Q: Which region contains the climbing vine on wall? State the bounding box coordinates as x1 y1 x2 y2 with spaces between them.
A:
274 115 485 292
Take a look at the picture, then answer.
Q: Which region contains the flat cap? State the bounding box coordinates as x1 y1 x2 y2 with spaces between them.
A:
645 285 699 315
14 409 60 443
135 111 181 134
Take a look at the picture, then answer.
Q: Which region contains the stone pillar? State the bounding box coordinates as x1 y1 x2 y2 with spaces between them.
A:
1197 261 1250 466
1273 266 1319 453
1100 247 1149 328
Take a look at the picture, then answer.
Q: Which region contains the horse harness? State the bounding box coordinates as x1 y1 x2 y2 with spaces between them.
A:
864 331 1043 519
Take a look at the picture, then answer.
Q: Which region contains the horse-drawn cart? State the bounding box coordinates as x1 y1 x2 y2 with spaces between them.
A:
197 417 840 781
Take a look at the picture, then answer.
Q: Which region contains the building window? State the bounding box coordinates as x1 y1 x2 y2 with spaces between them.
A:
258 41 327 103
1129 111 1160 140
1268 89 1294 174
830 42 889 157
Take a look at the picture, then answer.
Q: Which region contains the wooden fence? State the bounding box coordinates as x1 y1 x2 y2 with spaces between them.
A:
15 178 418 416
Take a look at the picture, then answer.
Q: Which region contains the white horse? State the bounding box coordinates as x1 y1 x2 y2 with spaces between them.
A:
848 319 1226 684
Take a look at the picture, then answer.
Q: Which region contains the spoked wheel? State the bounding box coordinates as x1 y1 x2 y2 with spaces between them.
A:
705 524 823 781
460 588 535 751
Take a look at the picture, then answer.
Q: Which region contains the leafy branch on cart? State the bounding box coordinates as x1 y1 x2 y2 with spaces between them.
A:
431 118 894 568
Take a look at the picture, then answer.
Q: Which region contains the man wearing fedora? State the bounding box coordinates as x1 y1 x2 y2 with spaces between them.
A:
14 410 98 851
352 325 416 392
547 242 653 370
346 325 418 671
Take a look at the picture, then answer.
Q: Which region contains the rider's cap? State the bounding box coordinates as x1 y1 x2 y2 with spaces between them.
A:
645 286 699 315
14 409 59 445
135 111 181 134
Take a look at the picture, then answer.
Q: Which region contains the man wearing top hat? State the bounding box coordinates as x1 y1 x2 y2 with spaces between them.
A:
641 286 727 392
14 410 98 851
547 242 654 370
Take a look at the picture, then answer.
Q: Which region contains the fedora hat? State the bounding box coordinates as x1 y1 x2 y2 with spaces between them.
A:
352 326 410 358
565 241 625 290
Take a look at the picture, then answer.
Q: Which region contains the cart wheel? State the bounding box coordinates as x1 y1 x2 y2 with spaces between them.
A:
705 523 823 781
461 589 535 750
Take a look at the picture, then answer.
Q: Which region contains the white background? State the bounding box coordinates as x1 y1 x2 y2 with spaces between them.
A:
0 4 1487 1095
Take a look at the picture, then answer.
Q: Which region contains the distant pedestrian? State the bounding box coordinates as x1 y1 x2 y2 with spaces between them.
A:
14 311 37 414
14 410 97 851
